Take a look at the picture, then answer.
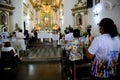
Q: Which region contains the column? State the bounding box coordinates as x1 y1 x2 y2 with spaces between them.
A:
75 13 78 28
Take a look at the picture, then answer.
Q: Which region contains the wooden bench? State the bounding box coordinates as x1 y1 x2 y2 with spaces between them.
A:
0 50 17 70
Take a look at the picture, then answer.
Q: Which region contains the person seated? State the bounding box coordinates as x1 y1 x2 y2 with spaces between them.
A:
0 40 22 63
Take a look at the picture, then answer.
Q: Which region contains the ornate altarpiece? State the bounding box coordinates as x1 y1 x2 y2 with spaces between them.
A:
0 0 14 33
71 0 88 33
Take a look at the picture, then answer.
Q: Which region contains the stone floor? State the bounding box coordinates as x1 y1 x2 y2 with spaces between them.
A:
0 61 65 80
0 41 67 80
22 41 61 62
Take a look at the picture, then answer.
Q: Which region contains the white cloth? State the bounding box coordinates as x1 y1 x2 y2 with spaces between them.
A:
64 32 73 48
16 32 26 50
88 34 120 59
11 37 17 49
65 33 73 43
52 34 58 41
16 32 25 39
1 47 17 58
38 32 58 41
88 34 120 77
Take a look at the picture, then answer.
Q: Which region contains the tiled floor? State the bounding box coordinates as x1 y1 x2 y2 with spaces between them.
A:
22 41 61 62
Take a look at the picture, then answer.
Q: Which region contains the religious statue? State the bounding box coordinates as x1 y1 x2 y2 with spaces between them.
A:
1 12 7 25
44 17 49 30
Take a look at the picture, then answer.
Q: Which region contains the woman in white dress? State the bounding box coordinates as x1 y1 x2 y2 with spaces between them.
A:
11 32 17 49
16 29 26 52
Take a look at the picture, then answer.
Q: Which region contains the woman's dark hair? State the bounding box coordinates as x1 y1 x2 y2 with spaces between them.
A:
87 28 91 37
4 42 11 47
4 28 7 32
64 27 69 34
73 29 80 38
69 26 73 32
12 31 16 34
19 29 22 32
99 18 118 37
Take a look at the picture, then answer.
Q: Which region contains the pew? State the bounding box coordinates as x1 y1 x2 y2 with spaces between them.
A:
0 50 18 70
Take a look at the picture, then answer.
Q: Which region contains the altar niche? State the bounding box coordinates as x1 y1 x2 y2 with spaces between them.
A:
40 11 52 30
71 0 88 33
43 17 49 30
0 11 9 33
0 12 8 25
77 14 82 25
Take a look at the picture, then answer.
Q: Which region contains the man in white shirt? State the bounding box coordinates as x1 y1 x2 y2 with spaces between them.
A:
1 28 9 43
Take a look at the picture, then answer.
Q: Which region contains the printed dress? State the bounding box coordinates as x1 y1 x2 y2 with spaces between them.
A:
88 34 120 78
67 38 83 61
91 51 119 78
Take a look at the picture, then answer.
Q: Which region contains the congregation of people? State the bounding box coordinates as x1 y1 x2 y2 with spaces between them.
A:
0 27 40 70
0 28 38 58
62 18 120 80
0 17 120 79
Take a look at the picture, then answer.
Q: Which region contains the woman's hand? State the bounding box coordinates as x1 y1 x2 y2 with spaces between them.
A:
85 36 95 59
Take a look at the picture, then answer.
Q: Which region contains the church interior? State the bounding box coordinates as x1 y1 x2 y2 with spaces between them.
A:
0 0 120 80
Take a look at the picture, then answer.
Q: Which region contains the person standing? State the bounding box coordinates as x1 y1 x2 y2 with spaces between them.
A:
1 28 9 43
34 30 38 42
64 27 73 49
11 32 17 49
16 29 26 54
66 29 84 79
1 40 22 63
24 30 29 49
86 18 120 79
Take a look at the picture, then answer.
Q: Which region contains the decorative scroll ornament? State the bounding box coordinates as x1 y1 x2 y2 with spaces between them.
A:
103 1 113 10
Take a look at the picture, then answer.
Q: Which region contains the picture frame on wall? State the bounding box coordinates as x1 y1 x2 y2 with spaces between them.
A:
95 0 100 5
